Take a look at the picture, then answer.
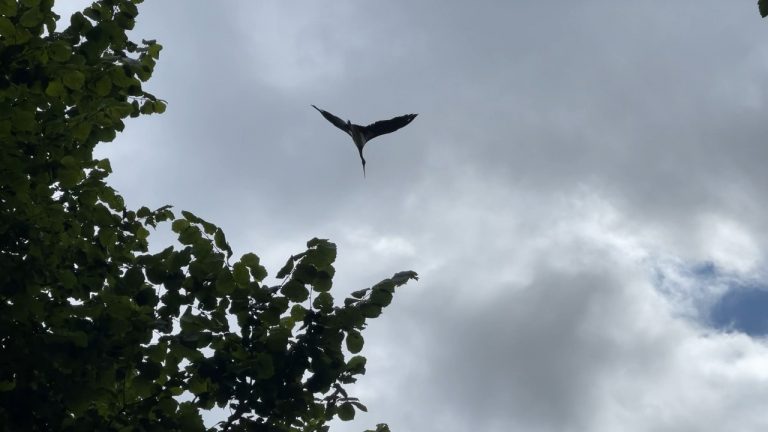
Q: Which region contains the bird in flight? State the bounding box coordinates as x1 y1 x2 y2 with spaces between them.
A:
312 105 417 177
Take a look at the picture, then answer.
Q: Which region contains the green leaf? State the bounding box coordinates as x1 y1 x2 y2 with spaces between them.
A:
391 270 419 285
346 355 367 374
59 168 83 188
351 401 368 412
276 257 294 279
171 219 190 233
72 122 92 142
761 0 768 18
350 288 369 299
290 304 307 321
345 330 364 354
96 158 112 172
281 280 309 302
154 100 167 113
19 8 42 27
177 402 205 431
0 0 17 17
253 353 274 379
94 75 111 96
148 42 162 59
60 155 77 168
110 67 133 87
337 402 355 421
213 229 231 257
369 288 393 307
48 41 72 62
62 70 85 90
0 380 16 392
156 397 178 415
232 262 249 285
313 292 333 311
240 253 266 280
123 266 145 290
119 2 139 18
0 17 15 38
215 268 235 295
372 280 395 293
11 109 35 131
359 303 382 318
64 330 89 347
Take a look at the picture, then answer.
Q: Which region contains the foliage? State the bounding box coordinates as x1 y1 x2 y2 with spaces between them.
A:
0 1 417 431
761 0 768 18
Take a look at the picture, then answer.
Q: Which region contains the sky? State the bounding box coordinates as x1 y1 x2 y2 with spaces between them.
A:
55 1 768 431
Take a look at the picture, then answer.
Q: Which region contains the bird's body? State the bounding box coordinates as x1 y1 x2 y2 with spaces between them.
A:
312 105 417 177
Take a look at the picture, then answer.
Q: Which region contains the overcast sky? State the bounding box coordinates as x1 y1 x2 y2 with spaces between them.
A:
55 1 768 430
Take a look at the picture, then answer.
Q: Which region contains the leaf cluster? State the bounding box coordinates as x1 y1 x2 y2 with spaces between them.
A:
0 1 417 431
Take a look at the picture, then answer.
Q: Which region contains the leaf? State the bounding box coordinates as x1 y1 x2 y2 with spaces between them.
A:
240 252 266 280
123 266 145 290
232 262 249 286
72 122 92 142
11 109 35 131
0 17 14 39
148 42 162 59
391 270 419 285
253 353 274 379
48 41 72 62
154 100 167 113
276 256 294 279
313 292 333 311
345 330 364 354
761 0 768 18
359 303 382 318
337 402 355 421
45 80 66 97
346 355 367 374
215 268 235 295
350 288 369 299
62 70 85 90
369 288 393 307
19 8 42 28
171 218 190 233
281 280 309 302
94 75 111 96
213 228 231 257
290 304 307 321
0 1 17 17
177 402 205 431
0 379 16 392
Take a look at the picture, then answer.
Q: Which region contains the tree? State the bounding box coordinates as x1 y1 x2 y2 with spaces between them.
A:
0 1 417 430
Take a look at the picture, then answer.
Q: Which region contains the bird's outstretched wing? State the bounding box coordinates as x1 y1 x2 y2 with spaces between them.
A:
312 105 351 136
363 113 418 141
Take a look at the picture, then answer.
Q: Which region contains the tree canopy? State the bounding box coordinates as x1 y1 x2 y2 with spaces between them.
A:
0 1 417 430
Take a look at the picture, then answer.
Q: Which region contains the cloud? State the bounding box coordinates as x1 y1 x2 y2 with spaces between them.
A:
337 175 768 432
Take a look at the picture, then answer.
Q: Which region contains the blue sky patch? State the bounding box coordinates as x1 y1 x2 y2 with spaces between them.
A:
710 287 768 337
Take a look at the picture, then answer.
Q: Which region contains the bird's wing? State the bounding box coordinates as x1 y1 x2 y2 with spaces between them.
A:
312 105 351 136
363 113 418 141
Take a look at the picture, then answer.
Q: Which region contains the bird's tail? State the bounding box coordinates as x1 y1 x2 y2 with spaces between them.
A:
359 150 366 179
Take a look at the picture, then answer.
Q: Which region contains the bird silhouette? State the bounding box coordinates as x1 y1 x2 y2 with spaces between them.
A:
312 105 417 177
